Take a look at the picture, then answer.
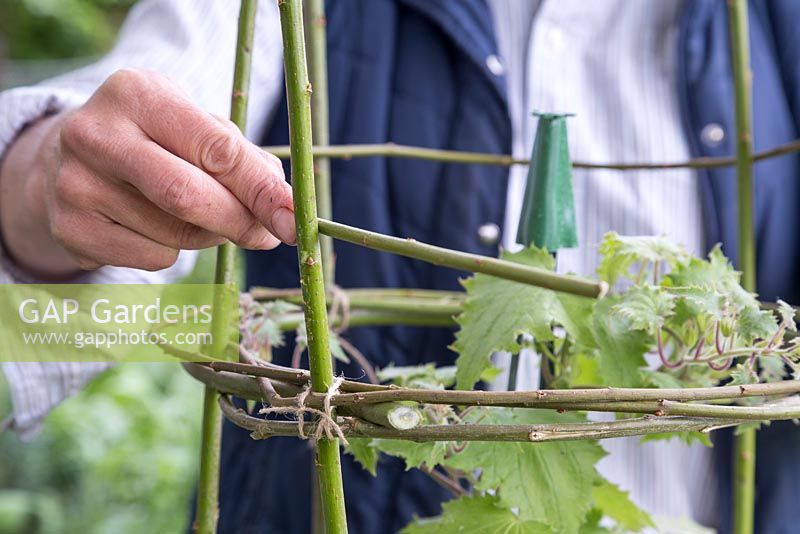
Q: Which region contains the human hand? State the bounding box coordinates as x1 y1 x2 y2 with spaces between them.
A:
0 69 294 278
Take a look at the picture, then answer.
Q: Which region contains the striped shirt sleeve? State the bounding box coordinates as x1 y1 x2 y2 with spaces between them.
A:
0 0 285 439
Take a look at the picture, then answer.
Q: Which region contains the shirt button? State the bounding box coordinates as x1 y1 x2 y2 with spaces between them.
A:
477 223 501 245
486 54 505 77
701 123 725 147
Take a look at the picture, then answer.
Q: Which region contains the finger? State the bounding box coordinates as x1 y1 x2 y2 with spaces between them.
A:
93 182 234 250
110 139 283 250
131 88 296 244
52 211 181 272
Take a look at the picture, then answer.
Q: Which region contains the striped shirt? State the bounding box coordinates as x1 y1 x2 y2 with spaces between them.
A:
488 0 713 527
0 0 713 527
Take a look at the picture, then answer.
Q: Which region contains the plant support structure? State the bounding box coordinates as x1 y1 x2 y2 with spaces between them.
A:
729 1 757 532
278 0 348 532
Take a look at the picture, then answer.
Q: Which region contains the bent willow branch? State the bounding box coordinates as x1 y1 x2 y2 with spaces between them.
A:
262 137 800 171
219 395 750 443
317 218 606 298
179 356 800 436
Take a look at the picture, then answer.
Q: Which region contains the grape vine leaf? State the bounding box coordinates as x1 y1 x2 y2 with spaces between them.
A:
665 246 754 309
591 481 654 532
345 438 378 476
777 299 798 331
402 495 551 534
444 408 606 534
592 296 651 387
597 232 685 285
452 247 593 390
612 285 675 335
737 306 778 341
375 440 447 471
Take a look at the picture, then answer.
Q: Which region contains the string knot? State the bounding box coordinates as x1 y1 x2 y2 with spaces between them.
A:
259 375 348 445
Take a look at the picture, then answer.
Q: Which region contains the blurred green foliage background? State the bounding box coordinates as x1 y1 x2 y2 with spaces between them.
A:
0 251 221 534
0 256 228 534
0 0 135 59
0 0 137 89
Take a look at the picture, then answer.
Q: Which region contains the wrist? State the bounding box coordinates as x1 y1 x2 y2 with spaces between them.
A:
0 112 82 279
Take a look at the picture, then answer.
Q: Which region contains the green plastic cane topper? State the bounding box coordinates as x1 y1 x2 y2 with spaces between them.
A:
516 112 578 252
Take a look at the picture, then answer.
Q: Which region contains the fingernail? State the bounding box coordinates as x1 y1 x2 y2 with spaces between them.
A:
271 207 297 245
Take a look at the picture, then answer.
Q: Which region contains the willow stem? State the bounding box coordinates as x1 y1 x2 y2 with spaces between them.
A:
183 363 422 429
729 0 757 532
317 218 606 298
278 1 348 532
304 0 334 288
174 352 800 407
252 286 463 316
262 138 800 171
194 1 257 532
219 396 749 443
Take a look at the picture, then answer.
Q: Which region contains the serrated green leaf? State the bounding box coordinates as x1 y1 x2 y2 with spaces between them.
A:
375 364 501 389
345 438 378 476
444 408 605 534
452 247 590 390
375 440 447 471
778 300 798 331
592 296 650 387
613 285 674 334
402 495 552 534
597 232 685 286
737 306 778 342
377 363 438 386
729 363 758 386
665 245 755 310
592 481 654 532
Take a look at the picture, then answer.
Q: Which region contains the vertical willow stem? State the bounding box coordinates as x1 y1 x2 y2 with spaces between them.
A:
304 0 334 287
728 1 756 532
303 6 333 530
194 1 257 532
279 1 348 533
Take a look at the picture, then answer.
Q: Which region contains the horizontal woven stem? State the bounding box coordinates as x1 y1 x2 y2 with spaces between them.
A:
317 219 606 298
219 395 747 443
184 363 421 430
275 310 457 331
552 399 800 420
262 138 800 171
164 345 800 406
188 362 800 422
320 382 800 408
251 287 464 316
